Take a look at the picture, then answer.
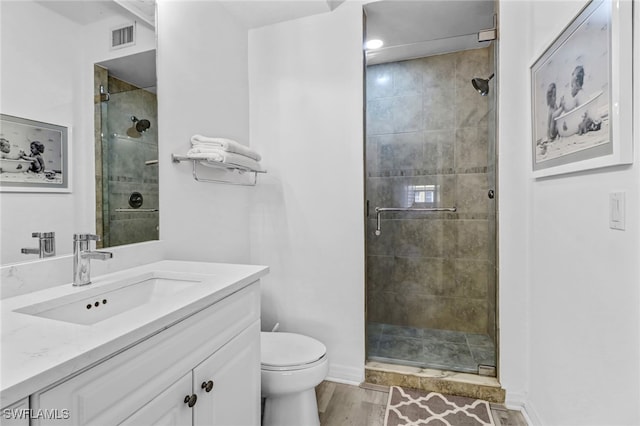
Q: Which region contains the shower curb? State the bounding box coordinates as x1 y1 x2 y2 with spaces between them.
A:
364 361 505 403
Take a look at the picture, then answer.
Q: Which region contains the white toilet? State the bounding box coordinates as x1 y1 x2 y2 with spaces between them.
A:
261 332 329 426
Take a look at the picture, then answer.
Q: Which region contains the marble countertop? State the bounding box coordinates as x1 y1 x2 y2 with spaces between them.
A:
0 260 269 408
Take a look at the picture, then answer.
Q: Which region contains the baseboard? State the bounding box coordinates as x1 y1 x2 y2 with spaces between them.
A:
521 400 542 426
327 363 364 385
504 391 538 426
504 391 527 411
325 376 362 386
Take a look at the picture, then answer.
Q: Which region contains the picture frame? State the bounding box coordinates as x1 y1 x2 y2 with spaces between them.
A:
530 0 633 178
0 114 71 192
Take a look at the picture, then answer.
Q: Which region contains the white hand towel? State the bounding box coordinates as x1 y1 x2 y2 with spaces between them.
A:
190 135 262 162
186 148 263 172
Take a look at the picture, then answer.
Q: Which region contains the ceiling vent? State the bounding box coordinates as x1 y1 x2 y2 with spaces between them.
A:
111 22 136 50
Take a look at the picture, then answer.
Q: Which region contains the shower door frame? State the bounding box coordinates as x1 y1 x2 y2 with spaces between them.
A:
363 45 499 377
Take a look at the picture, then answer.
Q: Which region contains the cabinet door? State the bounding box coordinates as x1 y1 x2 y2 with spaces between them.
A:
32 338 190 426
119 373 192 426
193 321 260 426
1 398 30 426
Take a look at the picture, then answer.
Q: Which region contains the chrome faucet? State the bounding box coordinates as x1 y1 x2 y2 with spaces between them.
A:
73 234 113 286
21 232 56 258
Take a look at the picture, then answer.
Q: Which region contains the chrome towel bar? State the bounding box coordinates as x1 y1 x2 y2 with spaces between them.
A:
172 154 266 186
115 208 159 212
374 206 457 236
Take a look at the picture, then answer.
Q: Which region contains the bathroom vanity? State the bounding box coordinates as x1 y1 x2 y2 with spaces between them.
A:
0 260 268 425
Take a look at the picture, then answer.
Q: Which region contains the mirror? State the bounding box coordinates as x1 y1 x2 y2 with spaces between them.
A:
0 0 157 265
94 51 159 249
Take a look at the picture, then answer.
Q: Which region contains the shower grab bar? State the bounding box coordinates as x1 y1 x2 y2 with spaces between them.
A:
374 206 457 236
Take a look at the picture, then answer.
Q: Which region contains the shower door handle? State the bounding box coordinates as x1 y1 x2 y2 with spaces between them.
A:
374 207 457 236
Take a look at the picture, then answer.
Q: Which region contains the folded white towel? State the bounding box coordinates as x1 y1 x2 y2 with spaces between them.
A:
190 135 262 162
186 148 263 172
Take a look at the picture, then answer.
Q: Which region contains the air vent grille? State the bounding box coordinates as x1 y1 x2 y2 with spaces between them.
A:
111 23 136 49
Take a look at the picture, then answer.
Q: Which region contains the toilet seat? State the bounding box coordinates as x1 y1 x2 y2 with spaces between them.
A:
261 332 327 371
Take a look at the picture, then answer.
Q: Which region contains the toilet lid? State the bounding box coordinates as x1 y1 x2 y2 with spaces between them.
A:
261 332 326 368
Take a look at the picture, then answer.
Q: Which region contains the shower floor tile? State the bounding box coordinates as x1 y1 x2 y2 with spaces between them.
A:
367 322 496 375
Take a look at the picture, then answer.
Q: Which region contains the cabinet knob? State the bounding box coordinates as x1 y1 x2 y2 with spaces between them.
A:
201 380 214 392
184 394 197 407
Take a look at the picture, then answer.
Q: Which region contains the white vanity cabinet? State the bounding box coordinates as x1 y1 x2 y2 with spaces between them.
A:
122 323 260 426
29 283 261 426
192 321 260 426
0 398 29 426
120 373 193 425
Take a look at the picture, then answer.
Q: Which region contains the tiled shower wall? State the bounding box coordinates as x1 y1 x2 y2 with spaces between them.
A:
95 65 108 247
106 77 159 247
365 47 496 336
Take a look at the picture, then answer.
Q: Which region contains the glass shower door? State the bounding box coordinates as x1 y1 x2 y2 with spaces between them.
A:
99 86 159 248
365 47 497 375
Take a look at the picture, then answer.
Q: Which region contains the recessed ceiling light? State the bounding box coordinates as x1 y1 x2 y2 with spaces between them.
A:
365 39 384 50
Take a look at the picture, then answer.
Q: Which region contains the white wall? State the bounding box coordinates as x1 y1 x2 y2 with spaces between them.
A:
496 0 533 410
157 0 253 264
0 2 80 264
499 1 640 424
0 1 155 265
248 2 366 383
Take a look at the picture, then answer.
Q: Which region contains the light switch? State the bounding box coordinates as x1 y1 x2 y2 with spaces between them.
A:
609 192 625 230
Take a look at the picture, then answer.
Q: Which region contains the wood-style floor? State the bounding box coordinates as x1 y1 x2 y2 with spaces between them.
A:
316 381 528 426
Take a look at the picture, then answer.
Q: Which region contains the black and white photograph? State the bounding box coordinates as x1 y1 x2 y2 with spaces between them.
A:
531 0 611 173
0 114 69 192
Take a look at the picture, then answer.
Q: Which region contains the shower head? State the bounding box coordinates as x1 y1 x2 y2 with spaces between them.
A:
471 73 495 96
128 116 151 138
136 119 151 133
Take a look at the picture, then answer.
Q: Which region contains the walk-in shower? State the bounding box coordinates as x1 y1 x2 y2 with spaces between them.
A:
94 50 159 249
364 0 497 377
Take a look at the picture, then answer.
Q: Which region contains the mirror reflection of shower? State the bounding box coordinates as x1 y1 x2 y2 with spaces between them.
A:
127 115 152 138
94 49 158 249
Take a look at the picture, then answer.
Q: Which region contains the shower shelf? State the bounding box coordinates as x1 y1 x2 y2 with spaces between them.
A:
171 154 266 186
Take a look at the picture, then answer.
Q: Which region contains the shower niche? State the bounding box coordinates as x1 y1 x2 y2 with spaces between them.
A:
94 49 159 248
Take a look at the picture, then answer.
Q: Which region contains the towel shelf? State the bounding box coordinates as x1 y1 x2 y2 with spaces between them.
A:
171 154 266 186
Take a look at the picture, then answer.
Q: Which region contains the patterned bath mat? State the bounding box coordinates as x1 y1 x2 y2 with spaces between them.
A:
384 386 495 426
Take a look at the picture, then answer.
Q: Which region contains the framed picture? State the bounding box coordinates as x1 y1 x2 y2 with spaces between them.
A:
530 0 632 178
0 114 71 192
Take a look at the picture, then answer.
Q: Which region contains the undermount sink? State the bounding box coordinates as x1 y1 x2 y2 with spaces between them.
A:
15 272 203 325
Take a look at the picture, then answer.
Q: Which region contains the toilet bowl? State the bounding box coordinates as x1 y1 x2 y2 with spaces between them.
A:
261 332 328 426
